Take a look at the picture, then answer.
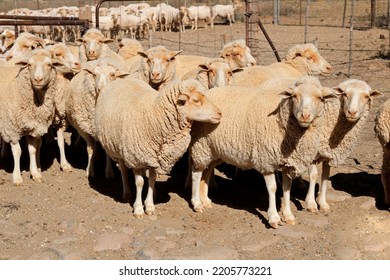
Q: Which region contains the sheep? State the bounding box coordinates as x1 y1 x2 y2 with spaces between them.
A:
3 32 47 64
219 39 257 70
374 98 390 205
65 57 129 178
175 54 211 80
45 42 82 172
95 78 222 218
117 38 144 71
76 28 114 61
300 79 383 213
181 57 243 89
212 0 242 25
186 5 214 30
128 45 182 90
0 29 15 54
0 49 65 185
189 76 338 228
232 43 332 87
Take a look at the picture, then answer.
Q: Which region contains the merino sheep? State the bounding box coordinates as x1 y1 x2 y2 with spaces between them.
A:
76 28 126 70
232 43 331 87
95 79 222 218
175 54 211 80
117 38 144 71
219 39 257 70
374 98 390 205
45 42 82 172
301 79 382 213
0 49 65 185
128 45 182 90
181 58 243 89
65 57 129 178
189 76 338 228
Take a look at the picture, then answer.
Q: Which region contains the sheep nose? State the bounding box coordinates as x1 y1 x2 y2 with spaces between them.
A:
250 60 256 66
34 76 43 84
73 62 81 69
348 109 357 118
151 72 160 79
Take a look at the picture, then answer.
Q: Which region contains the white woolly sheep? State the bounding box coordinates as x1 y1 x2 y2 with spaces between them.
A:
301 79 382 213
128 45 182 90
0 49 66 185
0 29 15 54
65 57 129 178
232 43 332 87
76 28 125 71
219 39 257 70
175 54 211 80
374 98 390 205
189 76 338 228
95 78 222 218
181 58 243 89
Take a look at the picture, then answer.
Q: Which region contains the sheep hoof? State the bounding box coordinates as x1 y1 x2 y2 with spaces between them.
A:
285 219 295 225
194 206 204 213
145 210 154 216
61 163 73 172
134 213 144 219
32 176 43 183
306 207 318 213
269 222 281 229
13 180 23 186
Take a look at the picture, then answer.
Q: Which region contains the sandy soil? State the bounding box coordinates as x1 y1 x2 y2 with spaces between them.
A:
0 22 390 261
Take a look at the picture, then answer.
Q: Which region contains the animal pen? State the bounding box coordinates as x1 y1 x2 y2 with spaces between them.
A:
1 0 390 77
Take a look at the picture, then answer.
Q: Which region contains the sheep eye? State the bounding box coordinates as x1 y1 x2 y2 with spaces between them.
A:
55 53 61 57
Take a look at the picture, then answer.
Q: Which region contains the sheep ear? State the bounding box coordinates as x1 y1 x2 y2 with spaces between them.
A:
51 61 66 69
232 68 244 73
169 50 183 60
115 71 130 78
279 90 293 99
198 64 209 71
322 88 338 100
14 60 29 68
370 90 384 98
101 38 114 44
137 51 148 58
332 86 344 95
75 38 84 45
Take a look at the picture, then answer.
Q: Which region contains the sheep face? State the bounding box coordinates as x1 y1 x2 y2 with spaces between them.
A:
77 33 114 61
47 43 81 74
335 79 383 122
220 40 257 69
84 64 129 94
289 43 332 76
280 77 337 128
6 32 45 62
139 47 182 85
199 60 243 88
177 81 222 124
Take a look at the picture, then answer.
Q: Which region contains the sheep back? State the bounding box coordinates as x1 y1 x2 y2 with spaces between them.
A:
95 79 193 175
190 85 320 178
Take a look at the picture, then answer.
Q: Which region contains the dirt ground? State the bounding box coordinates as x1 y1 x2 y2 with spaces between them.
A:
1 22 390 261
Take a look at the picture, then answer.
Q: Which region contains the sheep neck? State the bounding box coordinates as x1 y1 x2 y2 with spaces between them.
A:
147 85 192 175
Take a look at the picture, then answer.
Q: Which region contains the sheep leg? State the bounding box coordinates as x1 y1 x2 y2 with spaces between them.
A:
144 168 156 215
85 136 95 178
263 172 283 228
27 136 43 183
118 159 131 203
56 126 72 172
281 171 295 225
200 165 217 208
304 164 319 212
105 154 115 179
381 147 390 204
317 161 331 213
191 169 204 213
10 142 23 186
133 168 145 218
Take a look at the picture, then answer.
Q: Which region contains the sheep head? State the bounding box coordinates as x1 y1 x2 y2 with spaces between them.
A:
284 43 332 77
138 46 182 87
279 76 337 128
220 39 257 69
198 58 243 88
334 79 383 122
175 80 222 125
76 29 114 61
15 49 64 91
46 43 81 74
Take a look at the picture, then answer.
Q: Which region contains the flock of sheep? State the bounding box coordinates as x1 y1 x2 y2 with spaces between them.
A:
0 7 389 229
0 1 242 42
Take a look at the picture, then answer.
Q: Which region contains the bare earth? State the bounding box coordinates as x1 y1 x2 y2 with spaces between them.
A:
1 22 390 261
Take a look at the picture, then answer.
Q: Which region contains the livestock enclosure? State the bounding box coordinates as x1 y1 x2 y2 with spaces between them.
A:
0 0 390 263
